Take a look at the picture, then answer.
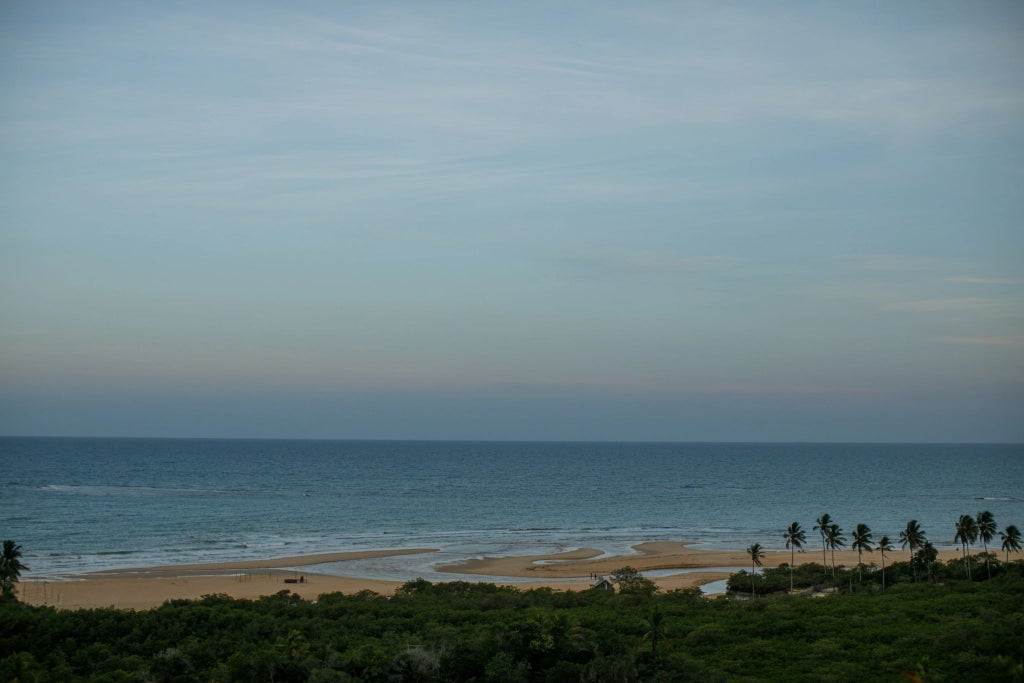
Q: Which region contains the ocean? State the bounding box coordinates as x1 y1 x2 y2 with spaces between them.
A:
2 437 1023 582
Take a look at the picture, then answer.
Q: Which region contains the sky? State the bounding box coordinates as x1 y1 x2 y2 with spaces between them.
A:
1 1 1022 442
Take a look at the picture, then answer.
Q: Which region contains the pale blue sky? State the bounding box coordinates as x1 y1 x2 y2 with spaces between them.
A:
2 1 1022 441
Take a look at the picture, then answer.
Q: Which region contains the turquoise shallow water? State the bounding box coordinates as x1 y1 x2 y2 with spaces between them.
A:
2 437 1022 580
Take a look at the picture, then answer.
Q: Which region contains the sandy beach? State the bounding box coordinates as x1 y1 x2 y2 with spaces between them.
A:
16 541 959 610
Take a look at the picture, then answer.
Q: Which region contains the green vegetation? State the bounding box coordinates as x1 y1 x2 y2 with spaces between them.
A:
954 514 978 579
813 513 832 569
0 540 28 599
727 552 1024 595
743 511 1022 597
976 511 996 580
745 543 764 597
877 535 894 590
782 521 805 591
900 520 926 582
1001 524 1022 562
2 567 1022 681
608 566 657 597
850 523 873 581
824 523 846 578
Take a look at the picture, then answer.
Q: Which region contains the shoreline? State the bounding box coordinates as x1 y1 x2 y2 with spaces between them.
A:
84 547 440 577
15 541 960 611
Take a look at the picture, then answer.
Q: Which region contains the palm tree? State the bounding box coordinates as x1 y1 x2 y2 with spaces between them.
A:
917 541 939 583
783 522 806 591
954 514 978 579
824 523 846 578
0 540 29 598
814 513 832 571
1000 525 1022 563
850 523 873 581
746 543 764 597
899 520 925 582
638 607 670 656
976 511 996 579
877 535 893 591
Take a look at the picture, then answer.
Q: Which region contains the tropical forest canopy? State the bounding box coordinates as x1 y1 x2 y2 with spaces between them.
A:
2 557 1023 682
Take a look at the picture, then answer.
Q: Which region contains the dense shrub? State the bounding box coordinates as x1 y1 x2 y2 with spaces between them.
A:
2 567 1023 681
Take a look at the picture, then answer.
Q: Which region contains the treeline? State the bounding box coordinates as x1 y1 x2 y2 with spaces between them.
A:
727 554 1022 596
745 511 1024 595
3 569 1024 682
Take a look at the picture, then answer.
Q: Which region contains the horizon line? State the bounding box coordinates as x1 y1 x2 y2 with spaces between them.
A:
2 434 1022 446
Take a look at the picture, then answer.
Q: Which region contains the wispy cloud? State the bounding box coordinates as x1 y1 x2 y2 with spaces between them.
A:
453 377 883 398
604 3 1024 138
607 254 738 273
555 253 738 278
10 2 1021 159
882 298 998 313
837 254 969 273
823 258 1022 327
669 383 881 397
948 276 1021 285
938 337 1020 347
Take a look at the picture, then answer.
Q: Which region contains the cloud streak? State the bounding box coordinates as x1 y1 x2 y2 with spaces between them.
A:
938 337 1020 347
837 254 970 273
948 276 1021 285
7 3 1023 157
882 298 998 313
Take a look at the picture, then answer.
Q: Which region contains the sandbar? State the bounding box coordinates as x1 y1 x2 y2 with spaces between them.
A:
437 541 943 579
86 547 439 578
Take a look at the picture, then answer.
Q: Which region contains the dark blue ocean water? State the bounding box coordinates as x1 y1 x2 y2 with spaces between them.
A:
2 438 1022 580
